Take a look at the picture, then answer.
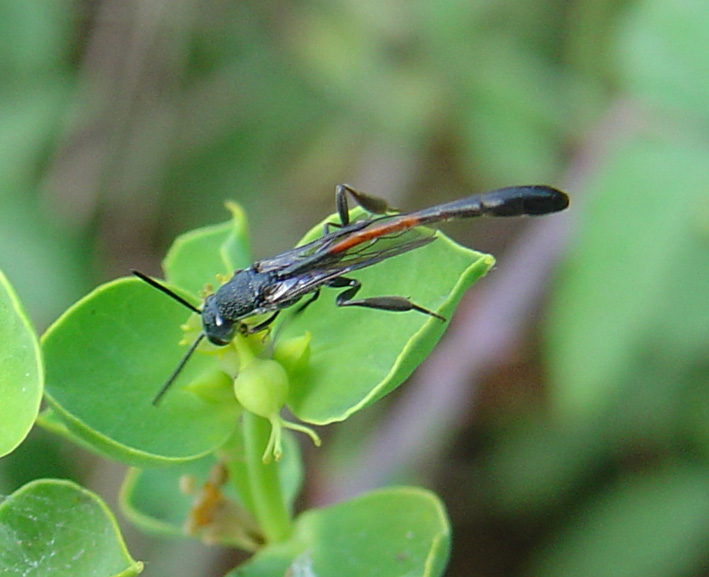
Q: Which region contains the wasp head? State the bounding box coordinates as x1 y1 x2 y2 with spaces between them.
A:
201 294 237 345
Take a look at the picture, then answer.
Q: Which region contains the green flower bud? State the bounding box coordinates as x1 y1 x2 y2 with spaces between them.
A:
233 359 289 418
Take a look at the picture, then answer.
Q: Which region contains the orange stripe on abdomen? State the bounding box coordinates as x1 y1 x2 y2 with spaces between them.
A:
328 215 423 254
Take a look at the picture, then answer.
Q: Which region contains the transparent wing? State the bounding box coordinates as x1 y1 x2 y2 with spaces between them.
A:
260 226 437 305
254 218 374 273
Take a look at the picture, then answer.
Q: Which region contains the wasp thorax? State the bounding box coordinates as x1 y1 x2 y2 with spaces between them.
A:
201 269 267 345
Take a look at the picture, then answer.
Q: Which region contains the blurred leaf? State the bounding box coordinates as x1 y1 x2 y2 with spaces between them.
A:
0 478 143 577
0 0 74 73
617 0 709 123
646 205 709 361
0 426 75 495
455 38 566 183
0 88 70 190
527 467 709 577
683 374 709 461
0 2 79 329
546 130 709 417
0 206 86 329
0 1 80 329
481 418 607 516
233 486 450 577
0 269 43 457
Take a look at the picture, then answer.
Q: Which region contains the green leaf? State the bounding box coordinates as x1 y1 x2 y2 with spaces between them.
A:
0 269 43 457
41 278 240 466
278 213 493 424
527 467 709 577
163 201 251 295
0 478 143 577
35 407 104 455
232 486 450 577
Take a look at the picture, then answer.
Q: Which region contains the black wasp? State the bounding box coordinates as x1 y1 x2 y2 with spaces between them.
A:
134 184 569 404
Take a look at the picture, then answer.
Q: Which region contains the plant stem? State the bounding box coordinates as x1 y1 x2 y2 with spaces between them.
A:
242 411 292 542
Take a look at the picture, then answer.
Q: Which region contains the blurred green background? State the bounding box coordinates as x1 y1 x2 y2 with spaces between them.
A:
2 0 709 576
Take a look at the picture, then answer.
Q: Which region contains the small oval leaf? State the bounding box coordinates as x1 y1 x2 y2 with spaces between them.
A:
0 269 43 457
42 278 239 466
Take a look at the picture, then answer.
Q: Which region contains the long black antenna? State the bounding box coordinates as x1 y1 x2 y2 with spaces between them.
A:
131 270 201 314
131 270 205 404
152 333 206 405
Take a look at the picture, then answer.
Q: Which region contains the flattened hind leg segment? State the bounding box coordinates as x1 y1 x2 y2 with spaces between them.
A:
324 184 397 232
326 276 445 321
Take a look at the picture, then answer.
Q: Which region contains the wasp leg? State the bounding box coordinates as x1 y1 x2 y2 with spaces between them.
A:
322 185 355 233
324 184 395 232
333 184 396 227
328 276 445 321
246 311 280 334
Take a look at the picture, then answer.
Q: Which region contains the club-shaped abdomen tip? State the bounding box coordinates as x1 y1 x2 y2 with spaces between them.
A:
524 185 570 215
